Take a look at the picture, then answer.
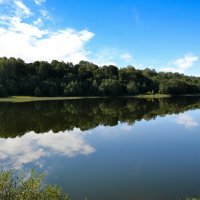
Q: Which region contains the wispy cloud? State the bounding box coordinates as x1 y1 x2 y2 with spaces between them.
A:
0 0 94 63
92 48 133 66
132 8 141 25
92 48 118 66
176 114 198 129
14 0 32 17
120 52 133 62
161 53 199 73
34 0 45 5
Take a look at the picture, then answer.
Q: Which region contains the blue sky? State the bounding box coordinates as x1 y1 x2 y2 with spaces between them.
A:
0 0 199 75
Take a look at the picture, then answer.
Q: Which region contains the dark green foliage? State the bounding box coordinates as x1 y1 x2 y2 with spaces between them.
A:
99 79 121 96
0 170 69 200
0 57 200 97
0 84 7 97
64 81 79 96
127 81 139 95
34 87 41 97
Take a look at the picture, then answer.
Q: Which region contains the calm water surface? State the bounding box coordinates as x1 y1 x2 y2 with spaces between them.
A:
1 97 200 200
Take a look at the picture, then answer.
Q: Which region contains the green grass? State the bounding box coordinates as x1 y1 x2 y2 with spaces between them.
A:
0 96 102 103
0 93 200 103
134 94 171 98
134 93 200 99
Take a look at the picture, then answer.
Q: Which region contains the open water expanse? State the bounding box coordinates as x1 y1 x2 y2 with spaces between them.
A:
1 97 200 200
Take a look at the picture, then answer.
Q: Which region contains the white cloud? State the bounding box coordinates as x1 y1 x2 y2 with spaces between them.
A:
0 0 94 63
176 114 198 129
174 54 198 70
0 129 95 170
33 17 43 26
0 0 134 66
120 52 133 62
160 54 199 73
34 0 45 5
92 48 133 66
14 0 32 17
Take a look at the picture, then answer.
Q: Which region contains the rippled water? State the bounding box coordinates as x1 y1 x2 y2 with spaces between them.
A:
1 97 200 200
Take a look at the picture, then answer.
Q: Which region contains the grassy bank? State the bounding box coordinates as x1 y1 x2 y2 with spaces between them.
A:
0 96 102 103
134 94 171 98
0 94 200 103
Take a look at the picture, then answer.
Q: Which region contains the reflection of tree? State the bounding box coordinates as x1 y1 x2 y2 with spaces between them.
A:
0 97 200 138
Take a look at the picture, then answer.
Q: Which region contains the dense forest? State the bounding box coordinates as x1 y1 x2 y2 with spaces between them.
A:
0 57 200 97
0 97 200 137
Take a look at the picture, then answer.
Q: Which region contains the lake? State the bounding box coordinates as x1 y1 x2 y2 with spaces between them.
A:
1 97 200 200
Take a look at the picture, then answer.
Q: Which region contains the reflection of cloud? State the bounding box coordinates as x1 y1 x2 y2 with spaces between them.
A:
93 123 134 139
0 129 95 169
176 114 198 129
119 123 133 132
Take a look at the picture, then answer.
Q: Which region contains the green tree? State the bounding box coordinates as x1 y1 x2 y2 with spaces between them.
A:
0 57 200 97
99 79 121 96
34 87 41 96
127 81 139 95
0 84 7 97
64 81 79 96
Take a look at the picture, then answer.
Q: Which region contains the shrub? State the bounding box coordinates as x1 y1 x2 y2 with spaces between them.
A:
0 170 69 200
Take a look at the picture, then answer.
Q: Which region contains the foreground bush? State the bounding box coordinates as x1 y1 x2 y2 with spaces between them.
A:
0 170 69 200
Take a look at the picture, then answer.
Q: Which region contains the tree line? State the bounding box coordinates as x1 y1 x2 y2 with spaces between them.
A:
0 57 200 97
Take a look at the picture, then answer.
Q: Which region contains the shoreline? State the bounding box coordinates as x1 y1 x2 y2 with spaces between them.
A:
0 94 200 103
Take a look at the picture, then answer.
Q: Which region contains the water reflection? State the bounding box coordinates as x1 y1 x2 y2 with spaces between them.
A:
176 114 198 129
0 96 200 138
1 97 200 200
0 129 95 169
